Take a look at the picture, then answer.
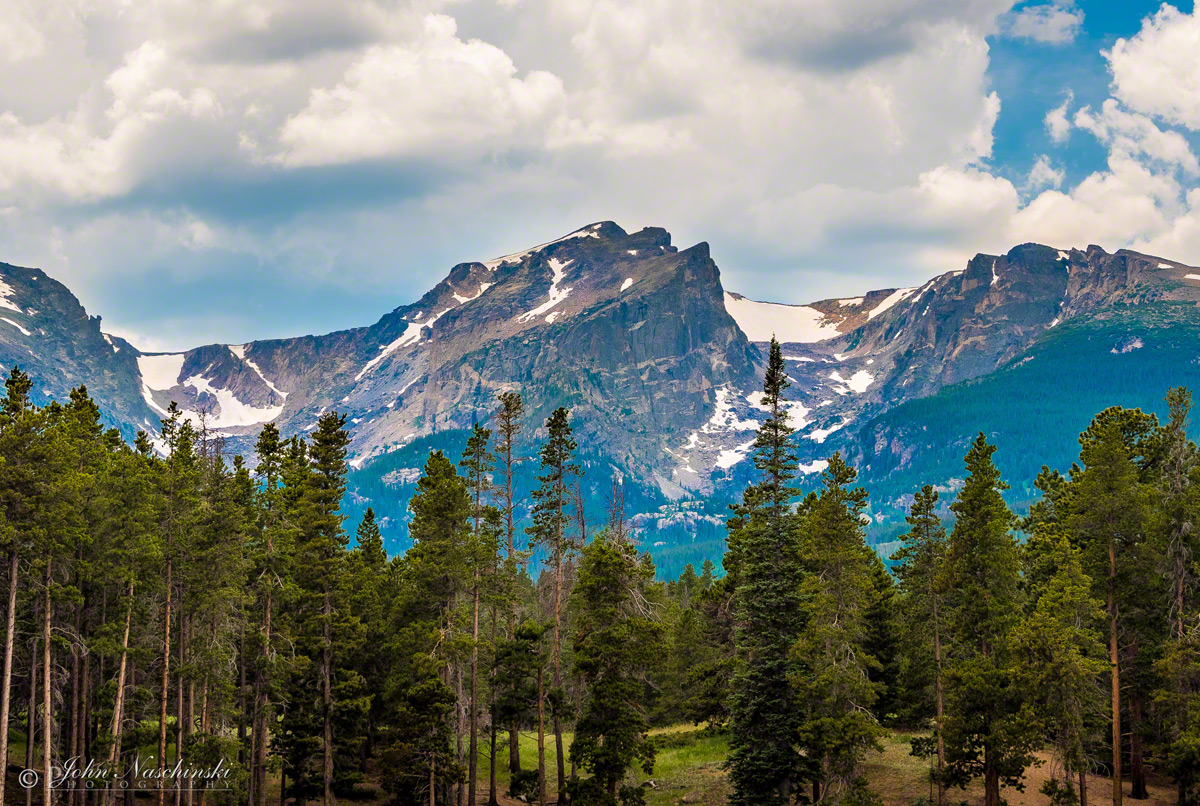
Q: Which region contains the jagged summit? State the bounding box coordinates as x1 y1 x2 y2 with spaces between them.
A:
2 230 1199 547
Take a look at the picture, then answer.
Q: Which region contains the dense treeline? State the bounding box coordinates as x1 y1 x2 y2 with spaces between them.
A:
0 333 1198 806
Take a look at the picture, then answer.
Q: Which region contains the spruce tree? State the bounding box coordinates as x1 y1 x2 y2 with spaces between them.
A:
1149 388 1200 804
1012 529 1107 806
727 339 805 806
460 423 498 806
941 434 1037 806
793 453 885 800
1069 410 1156 806
526 406 581 800
494 391 526 777
892 485 950 794
567 531 662 806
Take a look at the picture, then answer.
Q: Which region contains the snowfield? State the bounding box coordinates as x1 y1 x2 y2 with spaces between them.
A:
867 288 918 320
518 258 574 323
723 293 841 343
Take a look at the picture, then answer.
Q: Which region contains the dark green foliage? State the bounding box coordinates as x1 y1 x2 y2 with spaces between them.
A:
727 339 806 806
940 435 1038 806
568 532 662 806
794 453 886 795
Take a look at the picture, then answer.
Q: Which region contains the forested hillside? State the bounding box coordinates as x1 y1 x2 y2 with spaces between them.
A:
0 337 1197 806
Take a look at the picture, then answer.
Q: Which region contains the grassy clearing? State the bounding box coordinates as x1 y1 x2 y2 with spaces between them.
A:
10 727 1178 806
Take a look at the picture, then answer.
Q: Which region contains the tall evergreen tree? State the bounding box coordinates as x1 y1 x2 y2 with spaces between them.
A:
893 485 950 796
494 391 526 777
727 339 806 806
1069 410 1157 806
567 532 661 806
526 407 581 801
460 423 498 806
941 434 1037 806
794 453 886 801
1012 529 1107 806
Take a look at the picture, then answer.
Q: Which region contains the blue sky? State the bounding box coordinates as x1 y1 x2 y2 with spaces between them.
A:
2 0 1200 350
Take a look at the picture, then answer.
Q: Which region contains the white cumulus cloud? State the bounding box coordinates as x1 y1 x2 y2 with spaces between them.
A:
1005 2 1084 44
1108 4 1200 130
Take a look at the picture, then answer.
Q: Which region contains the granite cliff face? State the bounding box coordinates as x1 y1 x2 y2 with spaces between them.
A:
3 226 1199 558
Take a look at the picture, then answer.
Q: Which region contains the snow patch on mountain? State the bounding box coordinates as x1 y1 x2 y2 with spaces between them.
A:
139 354 186 390
103 333 120 352
230 346 288 399
723 292 841 343
867 288 918 320
356 310 448 382
806 419 848 443
838 297 864 306
180 375 285 428
829 370 873 394
621 278 634 292
798 459 829 474
1 318 30 336
229 344 246 359
452 282 492 304
0 278 21 314
702 386 758 432
1186 274 1200 280
1058 251 1071 261
517 258 573 323
137 353 186 417
482 227 600 270
715 439 756 469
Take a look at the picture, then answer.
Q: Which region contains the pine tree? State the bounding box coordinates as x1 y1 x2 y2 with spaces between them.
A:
460 423 498 806
941 434 1037 806
1012 528 1107 806
567 532 661 806
494 391 526 777
526 406 581 800
1069 410 1156 806
892 485 950 797
727 339 806 806
1149 388 1200 804
793 453 885 800
384 450 471 805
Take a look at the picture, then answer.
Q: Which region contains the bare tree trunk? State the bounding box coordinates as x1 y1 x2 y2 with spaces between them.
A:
43 565 53 806
238 623 247 775
105 588 132 806
469 578 480 806
933 598 945 806
158 556 172 806
552 552 565 803
255 587 272 806
1079 768 1088 806
0 551 19 806
1129 695 1147 799
26 633 37 806
488 607 499 806
69 587 82 806
537 667 546 806
322 585 334 806
984 764 1000 806
175 611 186 806
1108 539 1122 806
456 666 465 806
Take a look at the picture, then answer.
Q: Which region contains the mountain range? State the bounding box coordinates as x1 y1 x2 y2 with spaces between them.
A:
3 223 1198 573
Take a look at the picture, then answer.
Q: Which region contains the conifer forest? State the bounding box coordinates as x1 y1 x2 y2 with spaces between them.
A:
1 338 1198 806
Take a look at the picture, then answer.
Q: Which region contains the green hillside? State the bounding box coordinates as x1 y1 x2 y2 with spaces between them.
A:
856 302 1200 549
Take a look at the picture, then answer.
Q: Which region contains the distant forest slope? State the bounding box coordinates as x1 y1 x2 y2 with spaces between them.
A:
855 302 1200 551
